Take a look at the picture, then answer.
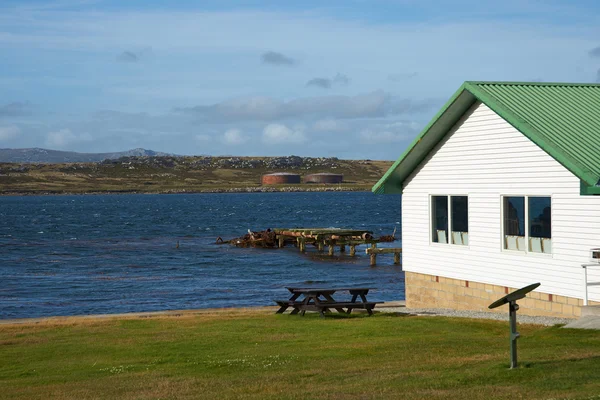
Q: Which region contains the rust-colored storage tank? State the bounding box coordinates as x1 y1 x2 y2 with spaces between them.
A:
261 172 301 185
304 173 343 184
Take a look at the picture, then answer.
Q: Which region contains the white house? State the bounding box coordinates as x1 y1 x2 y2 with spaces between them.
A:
373 81 600 318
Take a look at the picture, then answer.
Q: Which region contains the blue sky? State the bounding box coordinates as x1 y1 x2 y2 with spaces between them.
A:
0 0 599 159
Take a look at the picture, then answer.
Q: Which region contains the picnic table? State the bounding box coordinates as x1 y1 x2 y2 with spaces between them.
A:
275 287 382 317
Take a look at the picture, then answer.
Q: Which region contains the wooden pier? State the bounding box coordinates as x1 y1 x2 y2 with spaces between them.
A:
273 228 401 266
219 227 401 266
273 228 374 255
365 245 402 266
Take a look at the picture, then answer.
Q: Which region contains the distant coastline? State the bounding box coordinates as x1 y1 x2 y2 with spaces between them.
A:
0 155 392 196
0 185 372 196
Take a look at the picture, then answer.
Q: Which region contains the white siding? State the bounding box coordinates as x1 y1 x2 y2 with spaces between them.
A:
402 102 600 301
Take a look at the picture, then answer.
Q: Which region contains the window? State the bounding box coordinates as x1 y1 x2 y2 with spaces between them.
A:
431 195 468 245
502 196 551 253
451 196 469 245
432 196 448 243
529 197 552 253
503 197 525 250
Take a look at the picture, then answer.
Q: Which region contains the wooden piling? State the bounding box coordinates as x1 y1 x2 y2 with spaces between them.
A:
328 245 334 256
350 245 356 256
317 241 324 252
370 243 377 266
298 237 306 253
278 236 284 248
394 252 401 264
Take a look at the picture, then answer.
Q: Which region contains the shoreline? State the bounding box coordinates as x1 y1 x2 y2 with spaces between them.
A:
0 300 576 328
0 185 374 197
0 301 407 325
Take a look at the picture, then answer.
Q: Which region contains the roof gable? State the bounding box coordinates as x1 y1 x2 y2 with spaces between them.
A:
373 81 600 194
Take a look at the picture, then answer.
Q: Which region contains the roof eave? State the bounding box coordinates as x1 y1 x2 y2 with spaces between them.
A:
372 83 477 194
580 179 600 195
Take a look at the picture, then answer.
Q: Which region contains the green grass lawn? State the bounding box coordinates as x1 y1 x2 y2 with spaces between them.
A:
1 309 599 399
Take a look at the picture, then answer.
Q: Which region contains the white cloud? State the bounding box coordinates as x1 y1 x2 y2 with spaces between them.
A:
45 128 91 149
0 126 20 141
360 130 409 143
313 119 347 133
359 121 420 144
176 91 436 122
262 123 306 144
222 128 247 145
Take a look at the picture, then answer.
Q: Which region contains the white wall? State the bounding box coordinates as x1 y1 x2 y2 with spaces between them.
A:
402 101 600 301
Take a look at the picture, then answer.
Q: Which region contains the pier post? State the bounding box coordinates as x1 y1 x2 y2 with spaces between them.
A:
298 237 306 253
328 244 334 256
278 236 284 248
317 240 324 252
394 252 401 265
340 245 346 253
350 245 356 256
370 243 377 266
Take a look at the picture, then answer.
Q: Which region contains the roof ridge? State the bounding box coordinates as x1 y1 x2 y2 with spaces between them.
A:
466 81 600 87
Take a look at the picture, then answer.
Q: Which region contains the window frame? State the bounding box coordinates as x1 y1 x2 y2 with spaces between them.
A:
500 194 552 255
430 194 469 246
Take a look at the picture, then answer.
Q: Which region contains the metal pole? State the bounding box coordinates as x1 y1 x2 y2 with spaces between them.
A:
509 301 520 369
583 265 589 306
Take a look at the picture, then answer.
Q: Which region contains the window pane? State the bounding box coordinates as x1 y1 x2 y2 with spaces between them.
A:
529 197 551 253
451 196 468 245
432 196 448 243
504 196 525 250
529 197 551 238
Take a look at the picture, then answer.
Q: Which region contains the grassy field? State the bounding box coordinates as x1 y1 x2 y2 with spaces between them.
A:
0 157 393 195
1 309 599 400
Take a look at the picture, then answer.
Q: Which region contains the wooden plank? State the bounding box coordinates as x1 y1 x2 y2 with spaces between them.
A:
292 305 325 312
365 247 403 254
285 287 372 293
273 228 373 236
289 289 337 296
316 302 382 307
329 239 380 245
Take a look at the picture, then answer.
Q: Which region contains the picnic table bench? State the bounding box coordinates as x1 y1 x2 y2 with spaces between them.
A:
275 287 382 317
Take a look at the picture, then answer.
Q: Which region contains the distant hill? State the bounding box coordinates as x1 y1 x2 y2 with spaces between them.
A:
0 155 394 195
0 148 175 163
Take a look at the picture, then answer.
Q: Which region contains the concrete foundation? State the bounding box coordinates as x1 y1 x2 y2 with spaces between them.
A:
405 271 599 318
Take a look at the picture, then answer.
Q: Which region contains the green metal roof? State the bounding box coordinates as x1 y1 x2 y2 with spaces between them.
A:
373 81 600 194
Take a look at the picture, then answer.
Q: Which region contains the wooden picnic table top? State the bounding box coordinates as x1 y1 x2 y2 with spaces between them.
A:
285 287 372 294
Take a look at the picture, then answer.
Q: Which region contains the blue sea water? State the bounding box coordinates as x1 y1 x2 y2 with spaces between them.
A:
0 192 402 319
